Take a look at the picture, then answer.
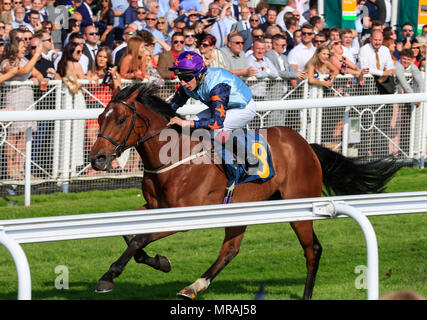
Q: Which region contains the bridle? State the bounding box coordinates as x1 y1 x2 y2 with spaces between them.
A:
97 99 162 158
96 98 207 173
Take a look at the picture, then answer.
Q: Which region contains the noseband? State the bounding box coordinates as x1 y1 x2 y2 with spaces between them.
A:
97 99 158 157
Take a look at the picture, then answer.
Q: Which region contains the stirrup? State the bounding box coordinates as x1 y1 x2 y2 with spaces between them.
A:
223 182 235 204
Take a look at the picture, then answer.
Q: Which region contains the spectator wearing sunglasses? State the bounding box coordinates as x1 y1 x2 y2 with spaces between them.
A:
266 33 307 80
112 25 137 65
29 36 57 79
133 6 147 31
1 0 13 24
58 41 93 84
143 12 165 55
287 23 316 72
33 29 56 62
196 33 226 68
220 33 257 78
186 9 203 27
54 32 90 74
157 32 185 79
183 26 197 51
83 25 100 71
0 39 43 179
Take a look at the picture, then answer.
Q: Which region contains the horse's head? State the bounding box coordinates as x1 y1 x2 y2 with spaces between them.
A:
89 85 149 171
89 83 175 171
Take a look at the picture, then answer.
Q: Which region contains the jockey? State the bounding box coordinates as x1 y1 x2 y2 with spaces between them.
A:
167 51 257 163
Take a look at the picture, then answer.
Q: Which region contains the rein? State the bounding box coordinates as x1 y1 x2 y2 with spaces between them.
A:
97 98 192 173
97 99 163 157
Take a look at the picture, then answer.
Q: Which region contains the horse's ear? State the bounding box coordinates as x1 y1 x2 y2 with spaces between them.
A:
112 86 121 99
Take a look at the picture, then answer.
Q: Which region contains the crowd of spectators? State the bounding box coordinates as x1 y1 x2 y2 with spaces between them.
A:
0 0 423 90
0 0 425 172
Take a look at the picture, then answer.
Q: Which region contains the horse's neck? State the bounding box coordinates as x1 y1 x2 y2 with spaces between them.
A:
137 127 205 173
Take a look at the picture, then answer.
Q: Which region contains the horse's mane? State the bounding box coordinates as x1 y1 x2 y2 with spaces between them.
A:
114 82 177 120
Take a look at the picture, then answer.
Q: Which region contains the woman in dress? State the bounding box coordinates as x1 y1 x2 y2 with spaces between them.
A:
85 46 122 173
97 0 115 47
119 37 147 80
329 40 367 85
305 45 339 88
57 41 89 80
0 40 43 179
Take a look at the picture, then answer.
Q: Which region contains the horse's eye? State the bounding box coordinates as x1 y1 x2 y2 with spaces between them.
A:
118 117 126 125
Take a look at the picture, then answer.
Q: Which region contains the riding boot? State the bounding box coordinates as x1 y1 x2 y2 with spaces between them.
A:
225 136 259 168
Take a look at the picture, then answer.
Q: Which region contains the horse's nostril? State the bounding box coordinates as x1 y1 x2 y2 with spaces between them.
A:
96 154 106 163
90 154 107 170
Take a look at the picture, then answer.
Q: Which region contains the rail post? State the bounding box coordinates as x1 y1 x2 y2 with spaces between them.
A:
0 227 31 300
313 201 379 300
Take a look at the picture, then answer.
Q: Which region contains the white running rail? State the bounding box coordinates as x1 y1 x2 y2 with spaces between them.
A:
0 191 426 300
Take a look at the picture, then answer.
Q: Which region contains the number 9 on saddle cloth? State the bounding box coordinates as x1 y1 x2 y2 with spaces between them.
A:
212 128 275 203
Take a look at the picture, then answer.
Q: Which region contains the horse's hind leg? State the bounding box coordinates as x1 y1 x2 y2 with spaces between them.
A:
177 226 246 300
290 221 322 300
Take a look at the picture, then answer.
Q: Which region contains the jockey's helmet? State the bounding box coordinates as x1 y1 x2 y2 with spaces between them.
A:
169 51 207 83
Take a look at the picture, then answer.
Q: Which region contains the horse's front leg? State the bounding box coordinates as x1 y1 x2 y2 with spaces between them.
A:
126 232 177 273
121 204 174 273
95 234 150 293
178 226 247 300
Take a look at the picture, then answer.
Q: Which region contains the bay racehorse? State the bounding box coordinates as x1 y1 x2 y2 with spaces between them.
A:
89 83 401 299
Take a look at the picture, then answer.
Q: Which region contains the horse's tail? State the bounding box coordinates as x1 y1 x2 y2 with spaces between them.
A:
310 143 404 196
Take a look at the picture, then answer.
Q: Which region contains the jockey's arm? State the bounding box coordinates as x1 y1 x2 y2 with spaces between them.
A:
193 83 230 130
170 85 190 111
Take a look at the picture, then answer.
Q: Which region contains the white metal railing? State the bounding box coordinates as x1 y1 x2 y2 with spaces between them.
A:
3 92 427 206
0 75 426 200
1 191 427 300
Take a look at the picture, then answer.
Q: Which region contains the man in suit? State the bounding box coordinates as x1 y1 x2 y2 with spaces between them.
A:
230 6 251 33
112 25 138 66
157 32 185 79
284 16 298 55
264 33 307 128
83 24 99 72
265 34 306 81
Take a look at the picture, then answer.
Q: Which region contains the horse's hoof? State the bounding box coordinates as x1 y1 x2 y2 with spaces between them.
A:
156 254 172 273
94 280 114 293
177 287 197 300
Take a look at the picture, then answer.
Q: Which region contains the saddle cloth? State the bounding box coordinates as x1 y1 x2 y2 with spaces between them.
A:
212 129 275 192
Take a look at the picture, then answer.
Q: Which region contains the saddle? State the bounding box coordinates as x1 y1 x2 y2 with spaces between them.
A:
212 129 275 204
